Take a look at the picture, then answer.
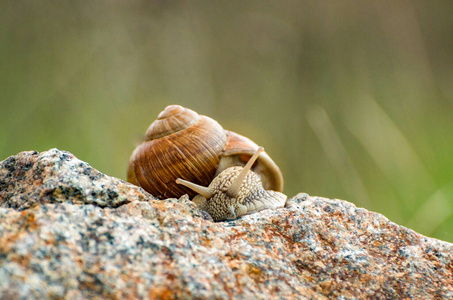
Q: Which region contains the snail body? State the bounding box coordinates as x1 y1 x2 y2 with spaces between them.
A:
176 147 287 221
127 105 284 199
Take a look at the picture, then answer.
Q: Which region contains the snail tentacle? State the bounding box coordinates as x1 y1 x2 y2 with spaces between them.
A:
226 147 264 198
175 178 214 199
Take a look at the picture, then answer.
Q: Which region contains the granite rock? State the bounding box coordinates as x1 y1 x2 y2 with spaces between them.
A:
0 149 452 299
0 149 151 210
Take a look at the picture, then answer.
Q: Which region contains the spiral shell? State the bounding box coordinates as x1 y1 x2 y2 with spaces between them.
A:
127 105 227 198
127 104 284 199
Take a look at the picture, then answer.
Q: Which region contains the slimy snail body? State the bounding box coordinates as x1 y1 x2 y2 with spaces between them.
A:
176 147 287 221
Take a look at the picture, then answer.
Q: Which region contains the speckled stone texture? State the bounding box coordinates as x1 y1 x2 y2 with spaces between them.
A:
1 149 452 299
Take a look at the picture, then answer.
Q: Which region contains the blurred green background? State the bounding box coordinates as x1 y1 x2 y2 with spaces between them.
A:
1 1 452 242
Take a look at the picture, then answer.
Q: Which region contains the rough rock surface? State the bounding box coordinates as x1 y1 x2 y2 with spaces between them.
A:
0 149 452 299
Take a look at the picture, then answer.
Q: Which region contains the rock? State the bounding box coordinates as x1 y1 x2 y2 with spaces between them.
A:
0 149 152 210
0 149 452 299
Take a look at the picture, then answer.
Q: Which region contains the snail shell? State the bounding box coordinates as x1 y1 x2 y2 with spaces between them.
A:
127 105 283 199
176 147 287 221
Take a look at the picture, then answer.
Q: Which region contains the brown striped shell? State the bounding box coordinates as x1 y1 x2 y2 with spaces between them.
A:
127 105 284 199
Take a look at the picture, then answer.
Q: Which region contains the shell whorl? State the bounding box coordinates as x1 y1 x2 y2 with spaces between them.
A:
145 105 200 140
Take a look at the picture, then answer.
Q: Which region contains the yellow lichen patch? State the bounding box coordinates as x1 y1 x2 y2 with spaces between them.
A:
247 263 264 283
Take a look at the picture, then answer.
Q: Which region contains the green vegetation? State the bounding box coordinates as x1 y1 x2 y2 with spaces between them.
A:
1 1 452 241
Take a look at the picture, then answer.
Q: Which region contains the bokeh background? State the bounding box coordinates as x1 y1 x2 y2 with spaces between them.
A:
1 1 452 242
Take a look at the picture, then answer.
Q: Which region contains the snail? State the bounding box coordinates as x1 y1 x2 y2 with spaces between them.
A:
176 147 287 221
127 105 284 200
